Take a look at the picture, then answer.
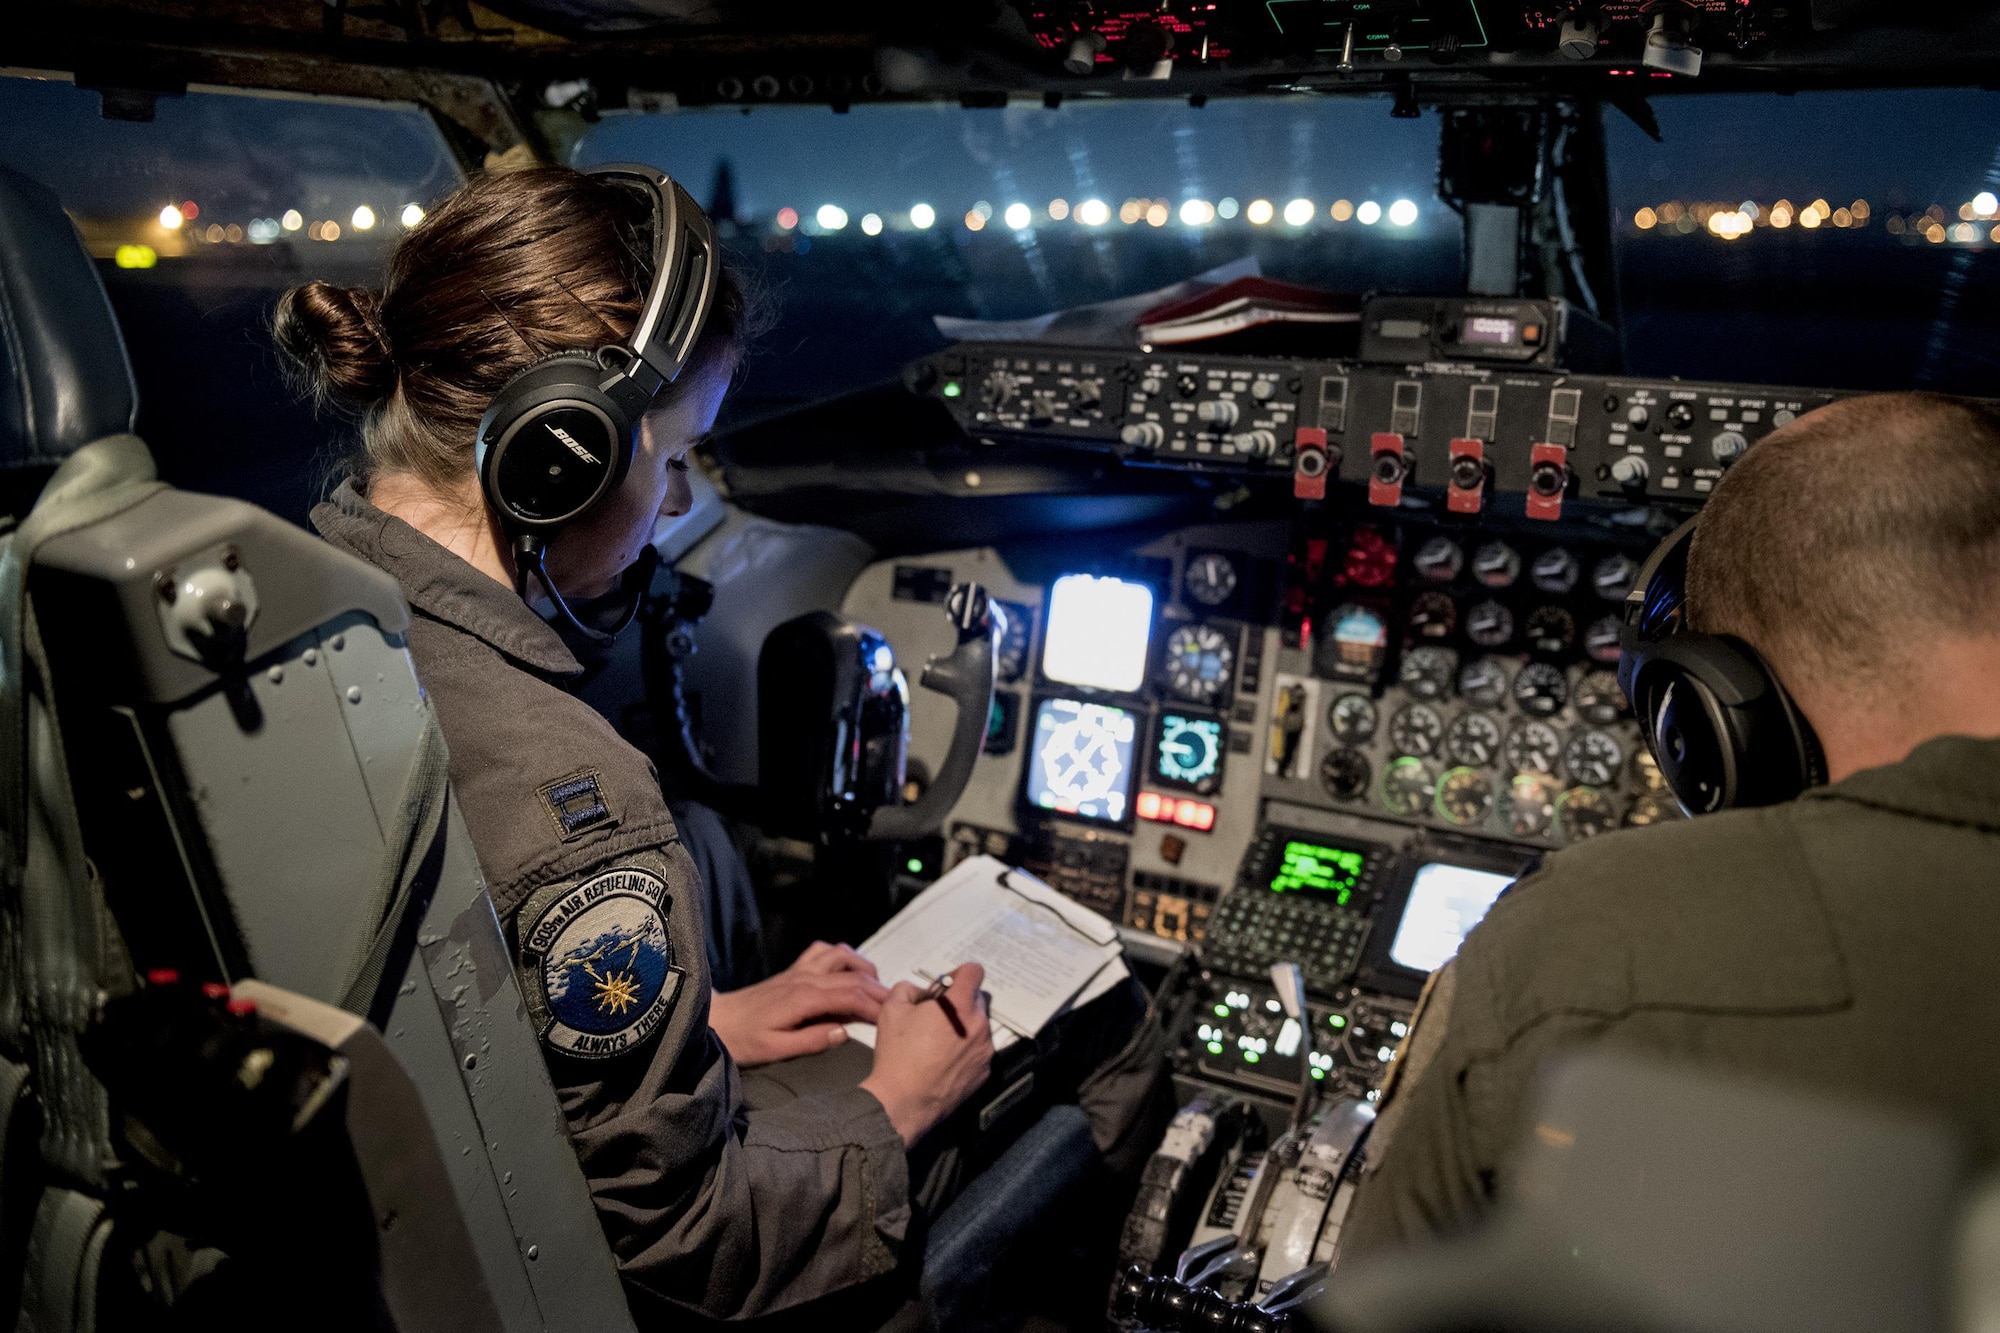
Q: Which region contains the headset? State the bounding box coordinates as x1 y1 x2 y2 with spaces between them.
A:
473 162 721 642
1616 515 1827 815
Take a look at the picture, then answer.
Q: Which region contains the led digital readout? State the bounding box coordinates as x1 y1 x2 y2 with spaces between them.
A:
1268 840 1366 903
1461 315 1519 345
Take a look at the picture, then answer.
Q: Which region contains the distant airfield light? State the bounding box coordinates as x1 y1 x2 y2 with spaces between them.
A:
909 202 937 229
114 244 157 269
1952 221 1980 243
1768 200 1793 228
248 218 279 244
1004 202 1032 230
1077 198 1111 226
1798 206 1822 230
860 212 883 236
1282 198 1314 226
1048 198 1070 220
205 224 223 242
776 207 799 231
964 209 987 231
1832 206 1853 228
1329 198 1354 222
1633 207 1658 230
181 201 199 220
1119 199 1144 224
158 205 185 230
352 205 377 231
1179 198 1216 226
400 203 425 227
322 221 342 241
1975 191 2000 219
816 204 849 231
973 201 994 221
1992 223 2000 242
1217 197 1239 219
1850 199 1871 222
281 209 304 231
1245 198 1274 225
1356 200 1383 225
1388 198 1419 227
224 223 243 243
1145 201 1170 227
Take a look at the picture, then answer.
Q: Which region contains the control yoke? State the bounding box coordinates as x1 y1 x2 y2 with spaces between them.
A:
867 582 996 841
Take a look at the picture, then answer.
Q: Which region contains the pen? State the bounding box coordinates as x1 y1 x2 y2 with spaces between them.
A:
917 973 955 1003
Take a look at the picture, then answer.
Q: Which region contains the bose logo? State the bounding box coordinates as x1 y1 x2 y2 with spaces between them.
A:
548 426 603 466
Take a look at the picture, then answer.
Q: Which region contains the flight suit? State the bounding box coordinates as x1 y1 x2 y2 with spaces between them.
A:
314 481 913 1319
1344 734 2000 1254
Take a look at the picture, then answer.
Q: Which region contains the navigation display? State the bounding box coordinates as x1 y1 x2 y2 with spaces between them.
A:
1388 862 1514 973
1152 712 1224 793
1267 839 1367 905
1041 573 1155 693
1025 697 1138 824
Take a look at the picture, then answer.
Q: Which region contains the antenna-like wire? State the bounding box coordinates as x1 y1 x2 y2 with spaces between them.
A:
551 274 628 348
479 287 541 355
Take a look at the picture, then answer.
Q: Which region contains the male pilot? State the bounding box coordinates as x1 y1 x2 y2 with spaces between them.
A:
1342 391 2000 1251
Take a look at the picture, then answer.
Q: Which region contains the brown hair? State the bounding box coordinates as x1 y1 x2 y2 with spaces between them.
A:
274 165 751 489
1686 391 2000 693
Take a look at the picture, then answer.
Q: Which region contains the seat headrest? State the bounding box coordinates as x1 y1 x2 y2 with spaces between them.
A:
0 166 138 471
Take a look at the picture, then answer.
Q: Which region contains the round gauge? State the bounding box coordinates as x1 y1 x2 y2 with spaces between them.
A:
1555 786 1620 843
1505 720 1563 774
1631 747 1671 794
1563 728 1625 787
1328 692 1379 744
1388 703 1445 758
1504 773 1560 838
1584 614 1624 664
1593 553 1641 602
1511 662 1569 717
1398 645 1460 701
1531 547 1580 594
1435 767 1496 827
1163 623 1236 706
1156 715 1225 793
1320 603 1390 680
1407 590 1458 641
1464 600 1515 650
993 599 1033 682
1445 711 1504 768
1320 747 1372 802
1575 670 1627 725
1185 552 1239 608
1472 541 1522 589
1379 756 1438 818
1524 606 1576 656
1625 793 1681 828
1413 536 1465 583
1457 656 1510 709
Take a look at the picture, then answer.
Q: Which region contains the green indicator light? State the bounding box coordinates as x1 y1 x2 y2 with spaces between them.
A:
1311 1068 1326 1079
906 858 923 873
942 381 962 398
1214 1004 1231 1018
1329 1015 1347 1029
1244 1051 1260 1064
1207 1041 1224 1055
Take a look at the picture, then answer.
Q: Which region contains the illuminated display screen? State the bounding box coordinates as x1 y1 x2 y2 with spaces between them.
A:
1462 316 1519 345
1389 862 1515 973
1025 697 1137 824
1152 712 1224 792
1268 840 1367 904
1041 574 1155 694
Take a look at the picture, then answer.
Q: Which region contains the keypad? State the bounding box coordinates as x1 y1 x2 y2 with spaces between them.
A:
1202 890 1371 993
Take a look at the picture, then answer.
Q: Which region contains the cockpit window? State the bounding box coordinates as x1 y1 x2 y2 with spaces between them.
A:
0 73 464 520
1604 89 2000 395
572 98 1456 421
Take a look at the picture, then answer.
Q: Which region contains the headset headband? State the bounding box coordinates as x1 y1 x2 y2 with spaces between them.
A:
586 163 722 403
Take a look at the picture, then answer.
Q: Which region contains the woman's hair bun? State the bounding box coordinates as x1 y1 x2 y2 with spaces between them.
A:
272 280 396 410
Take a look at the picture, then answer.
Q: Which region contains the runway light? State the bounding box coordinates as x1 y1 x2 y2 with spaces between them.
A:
322 220 341 241
1179 198 1215 226
400 203 424 227
1048 198 1070 220
1975 192 2000 219
224 223 242 243
973 201 994 221
351 205 376 230
776 207 798 230
1218 197 1239 219
1768 200 1793 228
964 210 986 231
180 200 199 220
1245 198 1274 225
1004 202 1031 229
1356 200 1382 225
113 244 157 269
281 209 303 231
816 204 848 230
1798 207 1822 230
1634 206 1658 230
158 205 184 230
909 202 936 229
1145 201 1169 226
1329 198 1354 222
1282 197 1314 226
860 212 883 235
248 218 279 244
204 223 223 242
1388 198 1419 226
1952 221 1979 243
1850 199 1871 221
1077 198 1111 226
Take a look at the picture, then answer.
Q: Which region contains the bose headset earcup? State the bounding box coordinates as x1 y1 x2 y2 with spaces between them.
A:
1619 517 1827 814
476 351 640 532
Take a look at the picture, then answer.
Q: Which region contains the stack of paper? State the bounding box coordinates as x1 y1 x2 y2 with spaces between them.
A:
845 855 1129 1052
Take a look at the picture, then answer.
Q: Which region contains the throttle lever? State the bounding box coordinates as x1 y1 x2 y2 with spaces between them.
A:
1175 1233 1241 1285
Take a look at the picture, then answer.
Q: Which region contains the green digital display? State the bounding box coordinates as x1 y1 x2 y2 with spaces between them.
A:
1268 840 1365 903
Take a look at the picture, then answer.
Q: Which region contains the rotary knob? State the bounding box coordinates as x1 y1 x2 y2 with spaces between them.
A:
1233 429 1277 458
1625 404 1650 430
1195 399 1241 428
1711 429 1748 465
1609 454 1649 489
1250 379 1276 400
1120 421 1166 450
1666 402 1695 429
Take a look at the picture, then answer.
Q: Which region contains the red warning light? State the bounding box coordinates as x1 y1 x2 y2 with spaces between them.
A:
1138 792 1216 831
1136 791 1165 820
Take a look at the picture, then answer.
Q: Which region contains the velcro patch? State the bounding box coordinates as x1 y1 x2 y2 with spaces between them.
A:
519 866 683 1060
540 770 615 841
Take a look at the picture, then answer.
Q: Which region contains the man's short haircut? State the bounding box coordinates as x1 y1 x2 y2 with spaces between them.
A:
1686 391 2000 694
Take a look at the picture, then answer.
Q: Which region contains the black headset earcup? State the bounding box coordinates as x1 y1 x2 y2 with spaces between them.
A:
1629 634 1821 814
476 352 637 532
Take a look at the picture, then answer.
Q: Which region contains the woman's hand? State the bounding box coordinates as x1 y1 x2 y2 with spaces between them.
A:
860 962 996 1147
709 941 891 1067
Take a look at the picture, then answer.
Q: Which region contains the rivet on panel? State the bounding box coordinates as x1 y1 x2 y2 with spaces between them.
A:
302 649 319 666
330 633 346 650
463 1053 478 1070
346 686 363 704
526 1245 539 1261
266 666 284 684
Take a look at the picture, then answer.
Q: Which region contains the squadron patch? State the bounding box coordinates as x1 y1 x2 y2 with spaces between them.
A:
518 866 682 1059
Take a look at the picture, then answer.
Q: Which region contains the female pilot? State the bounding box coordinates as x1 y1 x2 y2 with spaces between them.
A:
274 164 1168 1323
